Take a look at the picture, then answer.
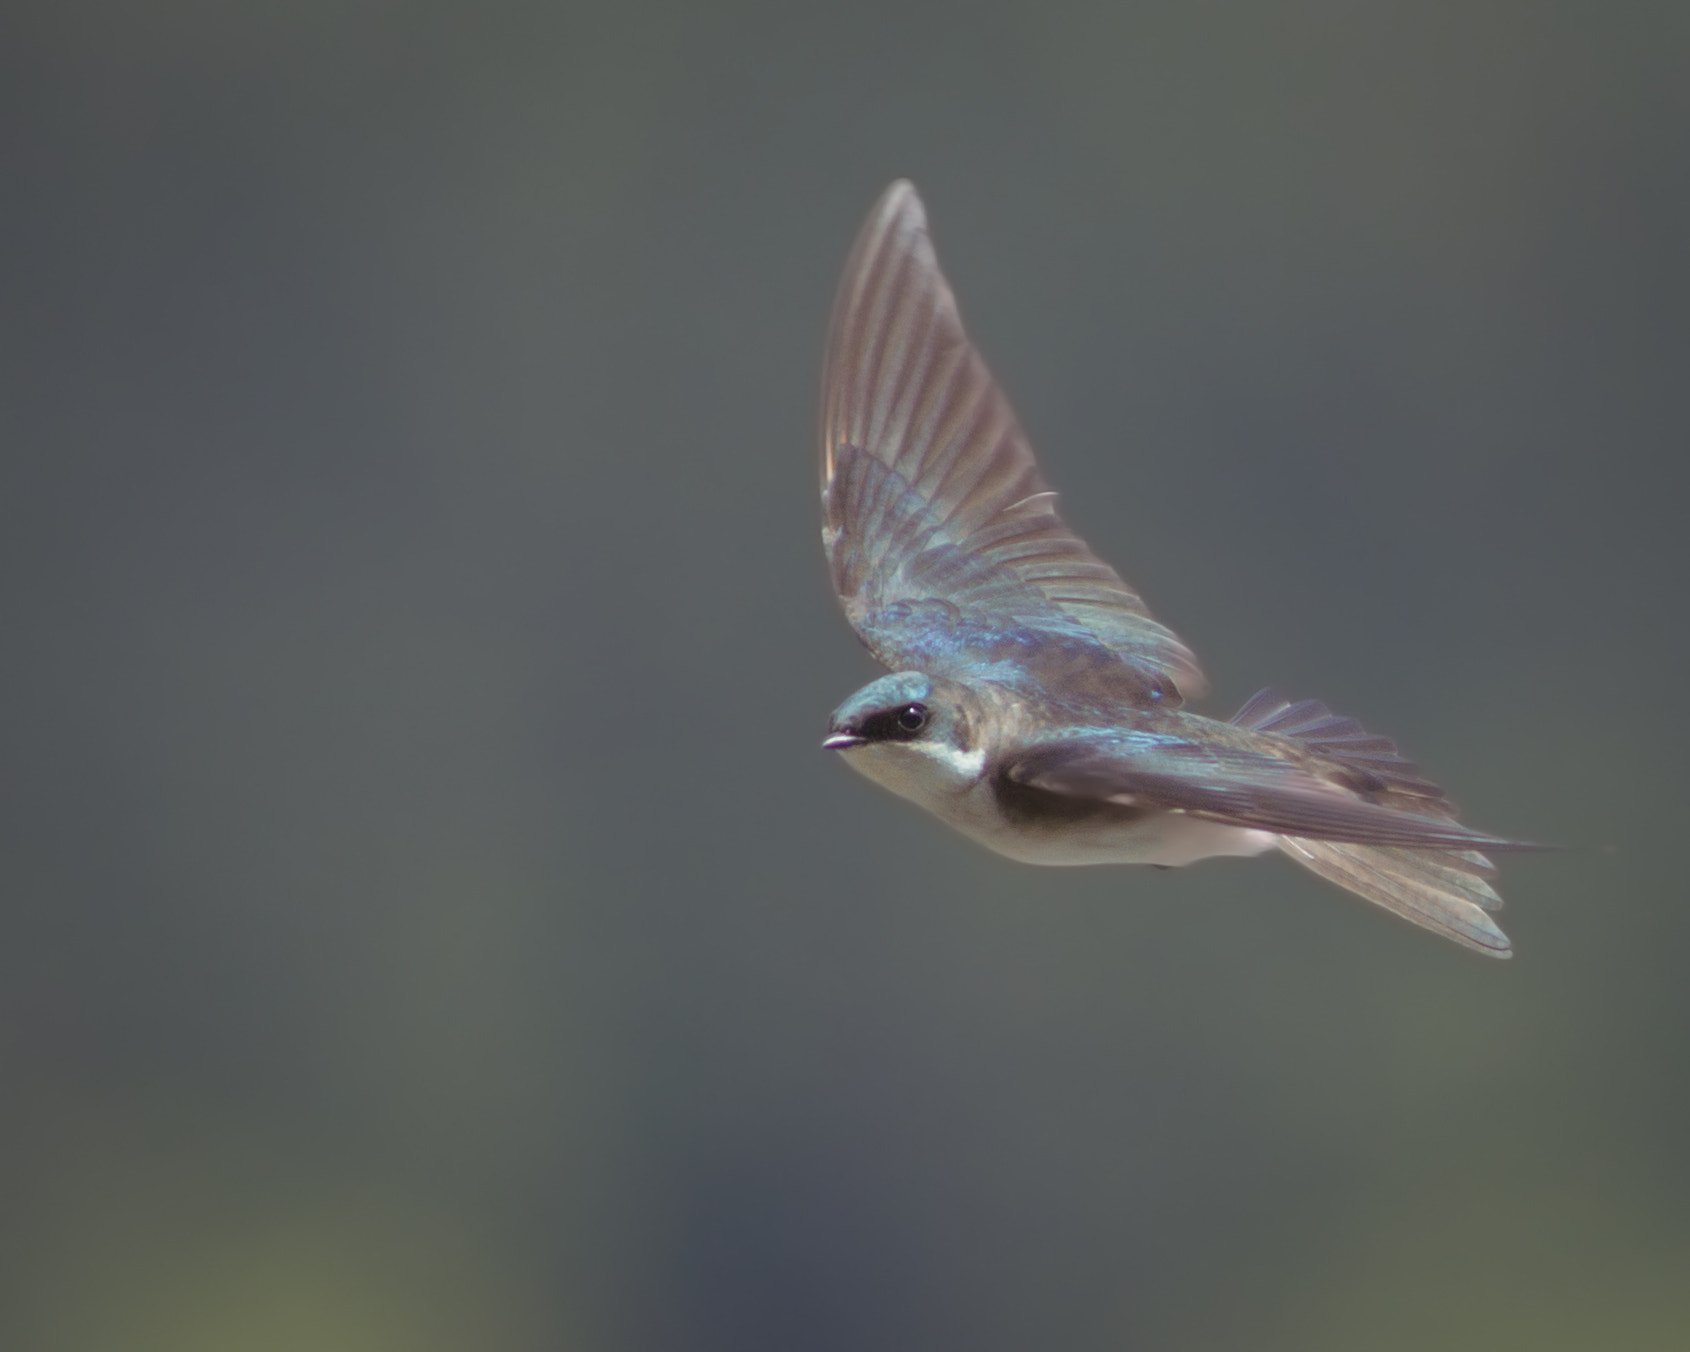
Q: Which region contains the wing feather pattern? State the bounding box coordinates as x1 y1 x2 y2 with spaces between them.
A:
1006 735 1533 852
820 181 1204 705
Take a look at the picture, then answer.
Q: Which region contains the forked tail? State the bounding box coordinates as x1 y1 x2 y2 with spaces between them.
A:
1232 690 1519 957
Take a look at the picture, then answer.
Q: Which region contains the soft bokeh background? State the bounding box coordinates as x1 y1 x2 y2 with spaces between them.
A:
5 2 1687 1348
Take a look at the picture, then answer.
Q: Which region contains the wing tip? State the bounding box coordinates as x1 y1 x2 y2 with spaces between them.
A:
855 180 929 261
876 178 925 223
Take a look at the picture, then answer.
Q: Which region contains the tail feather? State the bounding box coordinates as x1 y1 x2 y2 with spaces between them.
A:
1235 690 1520 955
1278 836 1512 957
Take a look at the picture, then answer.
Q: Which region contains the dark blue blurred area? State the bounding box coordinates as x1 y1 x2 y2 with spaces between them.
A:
2 2 1686 1348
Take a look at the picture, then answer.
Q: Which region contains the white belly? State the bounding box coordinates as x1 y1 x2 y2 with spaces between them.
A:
961 806 1279 868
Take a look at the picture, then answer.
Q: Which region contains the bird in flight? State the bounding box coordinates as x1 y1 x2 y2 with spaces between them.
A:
818 181 1533 956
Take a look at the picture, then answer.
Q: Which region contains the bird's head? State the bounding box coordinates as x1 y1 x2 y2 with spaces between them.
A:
823 672 987 801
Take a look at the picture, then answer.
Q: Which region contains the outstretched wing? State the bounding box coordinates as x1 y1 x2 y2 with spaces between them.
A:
1005 731 1535 852
819 181 1205 707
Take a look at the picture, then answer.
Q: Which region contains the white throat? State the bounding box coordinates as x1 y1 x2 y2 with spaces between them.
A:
839 738 986 808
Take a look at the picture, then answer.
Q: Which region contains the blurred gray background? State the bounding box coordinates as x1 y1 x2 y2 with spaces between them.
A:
4 2 1687 1348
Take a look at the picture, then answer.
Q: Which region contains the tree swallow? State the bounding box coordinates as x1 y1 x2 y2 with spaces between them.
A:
818 181 1535 957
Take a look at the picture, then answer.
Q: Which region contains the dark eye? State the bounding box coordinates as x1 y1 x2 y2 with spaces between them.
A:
896 703 928 733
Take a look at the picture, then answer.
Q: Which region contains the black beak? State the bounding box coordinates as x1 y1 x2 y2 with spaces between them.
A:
822 732 865 750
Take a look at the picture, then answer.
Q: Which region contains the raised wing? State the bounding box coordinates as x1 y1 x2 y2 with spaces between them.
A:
819 181 1205 707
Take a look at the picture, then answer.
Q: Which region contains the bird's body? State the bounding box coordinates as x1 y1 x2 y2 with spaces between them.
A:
832 680 1278 867
817 182 1534 956
867 744 1281 869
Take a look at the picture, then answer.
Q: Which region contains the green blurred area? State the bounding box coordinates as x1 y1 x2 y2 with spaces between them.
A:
3 1 1686 1348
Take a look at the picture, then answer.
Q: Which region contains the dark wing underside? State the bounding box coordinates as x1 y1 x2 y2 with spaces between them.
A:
819 181 1205 706
1006 732 1535 852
